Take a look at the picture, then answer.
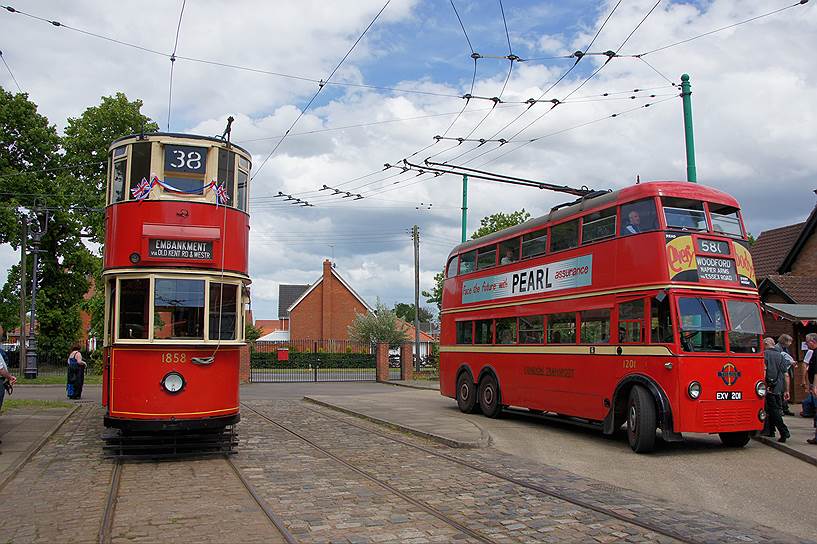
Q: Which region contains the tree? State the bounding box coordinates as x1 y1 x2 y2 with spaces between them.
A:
423 209 531 311
348 300 409 346
393 302 434 323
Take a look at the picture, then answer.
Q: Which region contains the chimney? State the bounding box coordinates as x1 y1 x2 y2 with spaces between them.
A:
322 259 332 339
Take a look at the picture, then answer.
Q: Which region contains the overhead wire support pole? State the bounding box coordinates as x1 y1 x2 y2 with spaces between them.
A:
461 176 468 243
18 215 26 373
412 225 421 372
680 74 697 183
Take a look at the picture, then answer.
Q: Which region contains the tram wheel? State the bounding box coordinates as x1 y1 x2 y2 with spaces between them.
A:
478 374 503 418
626 385 657 453
456 372 479 414
718 431 750 448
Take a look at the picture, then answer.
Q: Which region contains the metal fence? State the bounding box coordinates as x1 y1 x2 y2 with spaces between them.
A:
250 339 401 382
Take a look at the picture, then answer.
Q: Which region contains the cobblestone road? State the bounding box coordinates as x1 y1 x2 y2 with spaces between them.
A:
0 401 811 544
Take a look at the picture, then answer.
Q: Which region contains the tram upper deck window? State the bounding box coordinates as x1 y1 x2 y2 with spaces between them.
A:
709 203 744 237
662 197 707 231
551 219 579 252
237 158 249 211
678 297 726 352
521 228 547 259
128 142 152 200
154 278 205 339
111 146 128 204
459 250 476 275
209 282 238 340
726 300 762 353
164 144 208 195
582 207 616 244
620 198 658 236
217 148 236 206
118 278 148 339
477 245 497 270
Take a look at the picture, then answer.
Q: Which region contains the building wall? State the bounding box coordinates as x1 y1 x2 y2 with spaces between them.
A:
789 230 817 276
289 260 369 341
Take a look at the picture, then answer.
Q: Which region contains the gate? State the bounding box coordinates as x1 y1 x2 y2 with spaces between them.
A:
249 340 400 382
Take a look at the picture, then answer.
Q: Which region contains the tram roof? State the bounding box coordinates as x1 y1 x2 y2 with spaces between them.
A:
448 181 741 257
110 132 252 156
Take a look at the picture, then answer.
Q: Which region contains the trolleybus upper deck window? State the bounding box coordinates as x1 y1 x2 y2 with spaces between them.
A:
548 312 576 343
519 315 544 344
551 219 579 252
726 300 762 353
678 297 726 352
209 282 238 340
154 278 205 339
477 244 497 270
459 250 476 275
620 198 658 236
521 228 547 259
118 278 148 339
496 318 517 344
662 197 707 231
708 203 744 237
582 208 616 245
580 309 611 343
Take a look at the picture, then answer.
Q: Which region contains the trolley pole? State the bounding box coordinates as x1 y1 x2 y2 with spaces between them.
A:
412 225 421 372
18 215 27 373
461 175 468 242
680 73 697 183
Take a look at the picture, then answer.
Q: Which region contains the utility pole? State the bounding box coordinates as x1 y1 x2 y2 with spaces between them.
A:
412 225 421 372
18 215 27 373
25 213 46 379
461 175 468 242
680 73 697 183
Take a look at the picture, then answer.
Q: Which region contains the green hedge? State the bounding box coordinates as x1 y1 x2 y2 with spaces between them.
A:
251 351 375 369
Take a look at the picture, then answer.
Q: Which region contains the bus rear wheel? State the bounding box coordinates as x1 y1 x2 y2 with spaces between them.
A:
626 385 657 453
478 374 503 418
719 431 750 448
456 372 479 414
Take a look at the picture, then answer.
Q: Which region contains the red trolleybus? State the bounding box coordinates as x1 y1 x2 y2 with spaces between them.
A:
439 181 766 453
102 132 251 436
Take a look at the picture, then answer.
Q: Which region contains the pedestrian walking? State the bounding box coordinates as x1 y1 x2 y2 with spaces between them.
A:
801 332 817 446
0 346 18 453
763 339 791 442
66 347 86 400
801 336 815 418
776 334 796 416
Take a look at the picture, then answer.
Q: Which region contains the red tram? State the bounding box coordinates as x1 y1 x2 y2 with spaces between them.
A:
439 181 766 452
102 133 251 432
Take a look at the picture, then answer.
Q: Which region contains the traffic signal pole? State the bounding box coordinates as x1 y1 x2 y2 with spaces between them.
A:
681 73 697 183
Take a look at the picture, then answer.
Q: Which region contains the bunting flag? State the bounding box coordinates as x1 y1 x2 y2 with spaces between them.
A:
129 175 230 205
802 320 812 327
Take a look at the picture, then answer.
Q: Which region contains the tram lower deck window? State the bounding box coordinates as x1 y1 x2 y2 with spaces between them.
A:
154 279 205 339
209 283 238 340
119 279 149 339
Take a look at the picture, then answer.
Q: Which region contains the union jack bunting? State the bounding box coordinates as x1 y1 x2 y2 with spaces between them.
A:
131 177 153 200
213 182 230 207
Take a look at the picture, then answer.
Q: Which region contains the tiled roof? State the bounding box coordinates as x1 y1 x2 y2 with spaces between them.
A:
278 284 310 318
750 222 804 279
764 275 817 305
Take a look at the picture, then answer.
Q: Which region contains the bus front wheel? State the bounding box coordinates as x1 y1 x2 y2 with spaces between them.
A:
626 385 657 453
478 374 503 418
456 373 479 413
719 431 750 448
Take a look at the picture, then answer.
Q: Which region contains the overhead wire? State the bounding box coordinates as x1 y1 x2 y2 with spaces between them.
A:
166 0 186 131
0 49 23 92
251 0 391 180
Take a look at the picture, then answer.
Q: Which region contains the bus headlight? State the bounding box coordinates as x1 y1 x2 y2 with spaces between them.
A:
687 381 702 400
758 409 766 422
162 372 185 394
755 381 767 398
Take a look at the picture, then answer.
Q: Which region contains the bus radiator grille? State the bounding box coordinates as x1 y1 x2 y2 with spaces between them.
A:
701 404 754 428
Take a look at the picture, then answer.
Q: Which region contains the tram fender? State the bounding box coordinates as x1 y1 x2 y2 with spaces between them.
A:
604 375 681 441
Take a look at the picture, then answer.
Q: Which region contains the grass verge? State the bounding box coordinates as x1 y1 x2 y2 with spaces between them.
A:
1 399 74 412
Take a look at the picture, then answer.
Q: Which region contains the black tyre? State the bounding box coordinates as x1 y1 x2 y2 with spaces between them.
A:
456 372 479 413
719 431 750 448
626 385 657 453
478 374 503 418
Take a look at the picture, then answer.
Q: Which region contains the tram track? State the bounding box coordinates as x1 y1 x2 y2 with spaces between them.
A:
283 401 698 544
98 459 123 544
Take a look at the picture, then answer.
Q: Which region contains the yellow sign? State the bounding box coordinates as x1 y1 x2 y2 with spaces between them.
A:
665 235 696 280
734 243 756 286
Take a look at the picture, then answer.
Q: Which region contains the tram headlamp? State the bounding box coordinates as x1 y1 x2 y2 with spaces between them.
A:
161 372 185 394
687 381 702 400
755 381 767 398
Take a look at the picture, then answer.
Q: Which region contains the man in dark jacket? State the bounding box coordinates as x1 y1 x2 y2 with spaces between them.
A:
763 338 791 442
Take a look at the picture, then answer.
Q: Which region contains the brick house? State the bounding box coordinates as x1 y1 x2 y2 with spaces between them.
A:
750 195 817 400
287 260 373 341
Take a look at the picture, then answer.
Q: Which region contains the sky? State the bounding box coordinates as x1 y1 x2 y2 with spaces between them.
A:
2 0 816 321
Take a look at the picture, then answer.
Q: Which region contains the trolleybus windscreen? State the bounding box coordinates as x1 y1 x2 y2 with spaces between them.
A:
678 297 726 352
726 300 762 353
